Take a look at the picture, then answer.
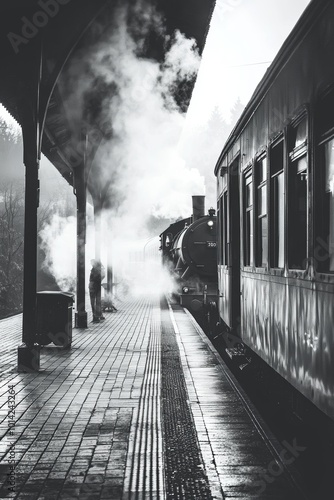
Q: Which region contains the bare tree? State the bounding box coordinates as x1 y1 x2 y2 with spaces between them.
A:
38 198 56 233
0 182 67 316
0 182 24 317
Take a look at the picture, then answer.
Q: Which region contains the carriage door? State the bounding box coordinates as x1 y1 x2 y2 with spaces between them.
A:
230 156 241 334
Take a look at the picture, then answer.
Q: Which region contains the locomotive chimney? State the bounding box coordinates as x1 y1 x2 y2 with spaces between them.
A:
192 195 205 222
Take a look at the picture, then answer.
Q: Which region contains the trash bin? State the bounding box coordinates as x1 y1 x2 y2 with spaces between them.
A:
36 291 74 348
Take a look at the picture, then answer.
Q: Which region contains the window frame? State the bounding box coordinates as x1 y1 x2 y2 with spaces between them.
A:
315 86 334 277
243 165 254 269
287 112 309 272
254 152 268 269
269 135 285 272
218 189 229 268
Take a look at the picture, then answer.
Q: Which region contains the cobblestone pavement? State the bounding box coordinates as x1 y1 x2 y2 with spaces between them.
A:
0 297 306 500
0 298 163 500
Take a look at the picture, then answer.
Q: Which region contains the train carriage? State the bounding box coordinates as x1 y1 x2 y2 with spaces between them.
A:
215 0 334 421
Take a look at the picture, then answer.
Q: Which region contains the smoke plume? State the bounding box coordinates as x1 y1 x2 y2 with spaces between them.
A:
40 3 206 296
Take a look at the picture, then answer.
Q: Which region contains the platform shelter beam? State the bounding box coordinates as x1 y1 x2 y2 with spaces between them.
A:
75 161 88 328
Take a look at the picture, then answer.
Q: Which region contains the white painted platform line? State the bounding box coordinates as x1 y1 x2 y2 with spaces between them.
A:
123 302 165 499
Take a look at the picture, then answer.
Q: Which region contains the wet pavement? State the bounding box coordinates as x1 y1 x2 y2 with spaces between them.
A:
0 296 306 499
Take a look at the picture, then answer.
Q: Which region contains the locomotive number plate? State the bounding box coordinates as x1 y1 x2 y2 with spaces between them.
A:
207 242 217 248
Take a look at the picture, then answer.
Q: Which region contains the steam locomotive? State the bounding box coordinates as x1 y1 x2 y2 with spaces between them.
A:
160 196 218 320
214 0 334 424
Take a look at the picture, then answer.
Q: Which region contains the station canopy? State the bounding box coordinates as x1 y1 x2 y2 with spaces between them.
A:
0 0 215 202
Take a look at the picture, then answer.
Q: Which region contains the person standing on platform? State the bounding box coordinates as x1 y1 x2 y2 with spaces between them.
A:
89 259 105 323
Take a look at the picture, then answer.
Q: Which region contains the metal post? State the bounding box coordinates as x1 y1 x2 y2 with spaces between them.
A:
22 159 39 344
75 163 88 328
17 39 43 372
17 156 41 371
107 242 114 306
107 264 113 296
94 202 102 318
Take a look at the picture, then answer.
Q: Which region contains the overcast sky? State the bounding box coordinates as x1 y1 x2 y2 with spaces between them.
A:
0 0 312 202
186 0 311 126
1 0 311 129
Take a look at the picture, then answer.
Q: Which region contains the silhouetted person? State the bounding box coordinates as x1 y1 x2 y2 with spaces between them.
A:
89 259 105 323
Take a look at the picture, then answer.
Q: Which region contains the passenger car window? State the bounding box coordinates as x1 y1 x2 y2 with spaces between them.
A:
270 141 284 268
244 170 253 266
255 156 268 267
288 116 308 270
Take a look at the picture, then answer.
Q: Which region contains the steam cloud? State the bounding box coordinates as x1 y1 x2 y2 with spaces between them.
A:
40 3 206 297
39 214 77 291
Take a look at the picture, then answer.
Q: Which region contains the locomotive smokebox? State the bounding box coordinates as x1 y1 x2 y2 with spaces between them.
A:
192 195 205 222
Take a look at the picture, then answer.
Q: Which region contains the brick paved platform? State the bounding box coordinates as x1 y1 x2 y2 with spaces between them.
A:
0 299 163 500
0 296 307 499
